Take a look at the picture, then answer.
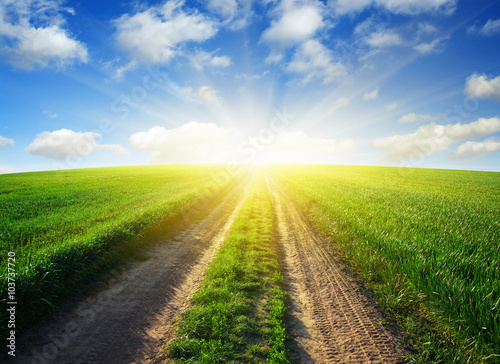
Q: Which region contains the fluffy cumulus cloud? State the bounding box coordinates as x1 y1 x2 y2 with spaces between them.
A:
258 131 356 163
333 0 456 15
261 3 324 62
372 117 500 161
190 50 231 70
286 40 346 84
26 129 128 160
0 136 15 148
128 122 234 163
0 0 88 70
114 1 218 64
451 138 500 159
399 113 445 123
465 73 500 102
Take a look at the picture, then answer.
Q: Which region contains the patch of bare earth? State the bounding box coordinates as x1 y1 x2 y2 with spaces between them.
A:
13 176 252 364
265 175 406 363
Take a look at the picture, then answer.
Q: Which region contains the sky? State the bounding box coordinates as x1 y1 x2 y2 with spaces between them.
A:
1 0 500 174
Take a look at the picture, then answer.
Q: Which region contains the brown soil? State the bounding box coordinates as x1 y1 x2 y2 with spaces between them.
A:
13 176 252 364
265 175 407 363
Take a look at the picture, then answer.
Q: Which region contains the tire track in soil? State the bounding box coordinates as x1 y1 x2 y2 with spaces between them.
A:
265 175 406 363
13 174 253 364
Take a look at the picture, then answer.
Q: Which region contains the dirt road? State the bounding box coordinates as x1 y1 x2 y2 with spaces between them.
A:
265 175 406 363
13 175 252 364
14 172 405 364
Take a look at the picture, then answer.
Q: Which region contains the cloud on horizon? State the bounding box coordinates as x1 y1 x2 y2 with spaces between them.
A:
372 117 500 161
128 122 235 163
26 129 128 160
451 138 500 159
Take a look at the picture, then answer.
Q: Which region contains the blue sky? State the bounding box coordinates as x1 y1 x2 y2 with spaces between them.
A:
1 0 500 173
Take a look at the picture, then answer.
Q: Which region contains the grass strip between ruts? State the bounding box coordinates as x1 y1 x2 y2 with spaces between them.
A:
166 174 289 363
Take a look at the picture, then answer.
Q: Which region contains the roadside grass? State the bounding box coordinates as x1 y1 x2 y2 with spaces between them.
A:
166 174 289 363
266 164 500 363
0 164 245 338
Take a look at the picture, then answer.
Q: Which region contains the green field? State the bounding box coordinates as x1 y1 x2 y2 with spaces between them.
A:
167 174 288 363
2 164 499 362
0 164 243 335
266 165 500 362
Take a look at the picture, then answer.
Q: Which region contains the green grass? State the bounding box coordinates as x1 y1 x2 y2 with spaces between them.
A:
0 164 244 337
266 164 500 363
166 174 289 363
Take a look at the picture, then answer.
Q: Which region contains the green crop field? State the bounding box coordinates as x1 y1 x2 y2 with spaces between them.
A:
266 164 500 362
2 163 499 362
0 164 243 335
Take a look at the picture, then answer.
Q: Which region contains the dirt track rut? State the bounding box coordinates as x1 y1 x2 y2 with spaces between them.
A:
265 175 406 363
14 176 252 364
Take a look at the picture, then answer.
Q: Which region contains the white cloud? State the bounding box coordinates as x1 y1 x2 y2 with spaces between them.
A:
114 1 218 64
26 129 128 160
373 117 500 161
333 0 456 15
43 110 58 118
205 0 252 30
207 0 238 18
468 19 500 36
258 131 356 163
363 88 379 100
386 103 398 111
451 138 500 159
333 97 350 110
0 165 17 174
180 85 222 104
399 112 445 123
417 23 438 36
286 39 346 84
465 73 500 102
112 60 138 81
0 0 88 70
481 19 500 36
0 136 15 148
413 36 448 54
129 122 234 163
261 4 324 62
191 50 231 70
365 30 403 48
